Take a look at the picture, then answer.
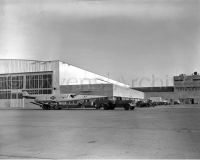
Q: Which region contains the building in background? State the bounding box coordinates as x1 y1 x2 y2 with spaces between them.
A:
174 72 200 104
0 59 144 108
134 72 200 104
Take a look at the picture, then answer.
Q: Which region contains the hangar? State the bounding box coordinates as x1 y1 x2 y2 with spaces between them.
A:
0 59 144 108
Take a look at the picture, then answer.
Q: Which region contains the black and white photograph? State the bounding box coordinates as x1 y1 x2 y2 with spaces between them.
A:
0 0 200 159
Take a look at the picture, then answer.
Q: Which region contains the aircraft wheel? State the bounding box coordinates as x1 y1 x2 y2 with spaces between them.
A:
94 103 101 110
95 106 101 110
103 104 109 110
54 103 60 110
78 103 82 107
108 103 115 110
42 104 50 110
124 105 130 110
47 105 51 110
109 105 115 110
42 105 46 110
130 106 135 110
81 105 86 109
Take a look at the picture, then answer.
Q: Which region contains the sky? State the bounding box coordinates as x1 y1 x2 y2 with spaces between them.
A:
0 0 200 87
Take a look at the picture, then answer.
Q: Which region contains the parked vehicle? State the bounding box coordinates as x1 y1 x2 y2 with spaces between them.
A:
174 100 181 105
136 99 153 107
94 97 135 110
149 97 170 106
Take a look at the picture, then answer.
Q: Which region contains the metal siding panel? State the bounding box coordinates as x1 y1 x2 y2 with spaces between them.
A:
60 84 113 97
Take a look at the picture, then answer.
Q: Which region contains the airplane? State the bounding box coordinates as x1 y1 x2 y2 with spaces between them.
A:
22 91 109 110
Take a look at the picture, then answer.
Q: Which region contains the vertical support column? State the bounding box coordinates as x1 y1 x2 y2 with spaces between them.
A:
23 74 26 91
22 97 24 108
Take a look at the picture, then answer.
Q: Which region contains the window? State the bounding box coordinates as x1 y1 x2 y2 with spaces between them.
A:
0 76 23 89
11 76 23 89
0 72 53 98
0 77 7 89
26 74 52 89
0 91 11 99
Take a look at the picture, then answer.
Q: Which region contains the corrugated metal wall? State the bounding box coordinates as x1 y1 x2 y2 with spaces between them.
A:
60 84 113 97
60 84 144 99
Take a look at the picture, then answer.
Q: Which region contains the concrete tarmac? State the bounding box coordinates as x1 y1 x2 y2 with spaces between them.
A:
0 106 200 159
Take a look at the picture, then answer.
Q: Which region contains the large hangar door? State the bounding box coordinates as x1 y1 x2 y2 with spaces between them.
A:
0 71 53 108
